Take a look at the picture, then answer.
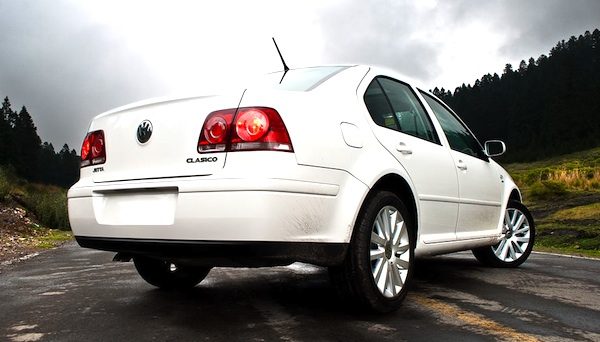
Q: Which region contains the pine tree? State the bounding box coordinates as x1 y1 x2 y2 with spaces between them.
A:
53 144 80 187
37 142 57 184
518 60 528 74
13 106 42 179
0 97 13 164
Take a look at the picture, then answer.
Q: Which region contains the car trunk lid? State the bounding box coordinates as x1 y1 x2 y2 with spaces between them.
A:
88 91 244 182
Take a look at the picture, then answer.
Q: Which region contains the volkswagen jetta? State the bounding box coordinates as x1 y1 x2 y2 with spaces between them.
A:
68 65 535 312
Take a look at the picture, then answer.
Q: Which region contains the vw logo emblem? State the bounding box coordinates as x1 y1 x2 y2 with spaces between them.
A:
137 120 153 144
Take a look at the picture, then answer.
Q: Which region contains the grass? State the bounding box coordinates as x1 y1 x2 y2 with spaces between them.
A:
0 167 16 200
534 246 600 258
19 184 70 230
35 229 73 249
0 166 70 231
549 202 600 221
505 147 600 258
505 149 600 195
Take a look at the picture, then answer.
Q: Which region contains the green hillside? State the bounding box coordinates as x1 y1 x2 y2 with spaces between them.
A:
505 147 600 257
0 166 71 262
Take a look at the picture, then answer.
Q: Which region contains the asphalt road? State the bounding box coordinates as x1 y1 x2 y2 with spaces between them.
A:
1 242 599 342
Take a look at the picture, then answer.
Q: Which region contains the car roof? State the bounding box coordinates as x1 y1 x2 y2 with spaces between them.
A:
94 64 433 120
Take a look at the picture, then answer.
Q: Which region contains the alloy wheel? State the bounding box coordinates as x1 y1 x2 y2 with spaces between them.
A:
493 208 531 262
369 205 410 297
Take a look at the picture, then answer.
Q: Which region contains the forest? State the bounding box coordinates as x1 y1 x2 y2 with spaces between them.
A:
0 96 79 187
433 29 600 162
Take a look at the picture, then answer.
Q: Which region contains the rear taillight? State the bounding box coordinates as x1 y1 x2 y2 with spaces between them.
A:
80 130 106 167
234 109 269 142
198 110 235 152
198 107 293 153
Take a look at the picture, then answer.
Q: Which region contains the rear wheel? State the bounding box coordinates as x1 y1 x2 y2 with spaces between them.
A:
133 256 211 289
329 191 415 313
472 200 535 267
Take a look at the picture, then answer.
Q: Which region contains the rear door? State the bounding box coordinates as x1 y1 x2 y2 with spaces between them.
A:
420 92 503 239
363 76 459 243
89 92 244 182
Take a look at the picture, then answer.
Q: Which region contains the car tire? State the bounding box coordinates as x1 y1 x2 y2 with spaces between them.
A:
472 200 535 268
133 256 211 289
329 191 415 313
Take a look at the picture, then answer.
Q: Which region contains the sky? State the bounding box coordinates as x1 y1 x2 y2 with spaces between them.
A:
1 0 599 150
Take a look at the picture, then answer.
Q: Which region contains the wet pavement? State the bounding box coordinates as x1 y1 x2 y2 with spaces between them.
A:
1 242 599 341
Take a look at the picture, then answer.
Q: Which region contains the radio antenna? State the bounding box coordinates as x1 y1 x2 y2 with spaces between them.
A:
272 37 289 83
272 37 289 72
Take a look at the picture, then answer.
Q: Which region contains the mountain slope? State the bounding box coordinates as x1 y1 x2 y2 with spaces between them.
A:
505 147 600 257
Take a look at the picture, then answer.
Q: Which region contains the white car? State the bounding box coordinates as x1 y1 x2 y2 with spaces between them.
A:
68 65 535 312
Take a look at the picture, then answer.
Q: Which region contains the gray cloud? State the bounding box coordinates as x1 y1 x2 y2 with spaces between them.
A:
438 0 600 62
492 0 600 60
317 1 442 81
0 0 164 150
317 0 600 83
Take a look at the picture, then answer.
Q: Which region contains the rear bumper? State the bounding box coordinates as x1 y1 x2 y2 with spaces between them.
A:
75 236 347 267
68 164 369 266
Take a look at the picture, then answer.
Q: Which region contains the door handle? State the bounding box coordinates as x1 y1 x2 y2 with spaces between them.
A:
457 160 468 171
396 142 413 155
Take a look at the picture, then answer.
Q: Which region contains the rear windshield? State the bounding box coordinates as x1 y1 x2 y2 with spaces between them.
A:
257 66 349 91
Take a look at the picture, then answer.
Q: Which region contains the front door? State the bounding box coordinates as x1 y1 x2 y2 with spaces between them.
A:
420 92 504 239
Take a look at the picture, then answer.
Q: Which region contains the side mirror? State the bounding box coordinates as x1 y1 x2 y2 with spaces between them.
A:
484 140 506 157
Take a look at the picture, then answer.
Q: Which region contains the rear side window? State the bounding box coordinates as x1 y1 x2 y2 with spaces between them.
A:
364 77 439 144
364 80 399 130
420 91 487 160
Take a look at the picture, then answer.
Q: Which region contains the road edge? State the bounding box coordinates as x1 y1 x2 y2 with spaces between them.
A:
532 251 600 261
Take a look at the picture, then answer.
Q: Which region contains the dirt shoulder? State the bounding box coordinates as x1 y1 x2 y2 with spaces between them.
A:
0 203 72 266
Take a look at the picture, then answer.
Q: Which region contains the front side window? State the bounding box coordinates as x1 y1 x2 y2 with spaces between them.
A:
364 77 438 144
420 91 487 160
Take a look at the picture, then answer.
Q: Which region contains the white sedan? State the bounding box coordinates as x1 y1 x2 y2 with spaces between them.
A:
68 65 535 313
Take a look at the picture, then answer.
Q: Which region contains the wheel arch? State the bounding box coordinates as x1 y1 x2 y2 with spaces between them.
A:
509 188 522 203
356 173 419 241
